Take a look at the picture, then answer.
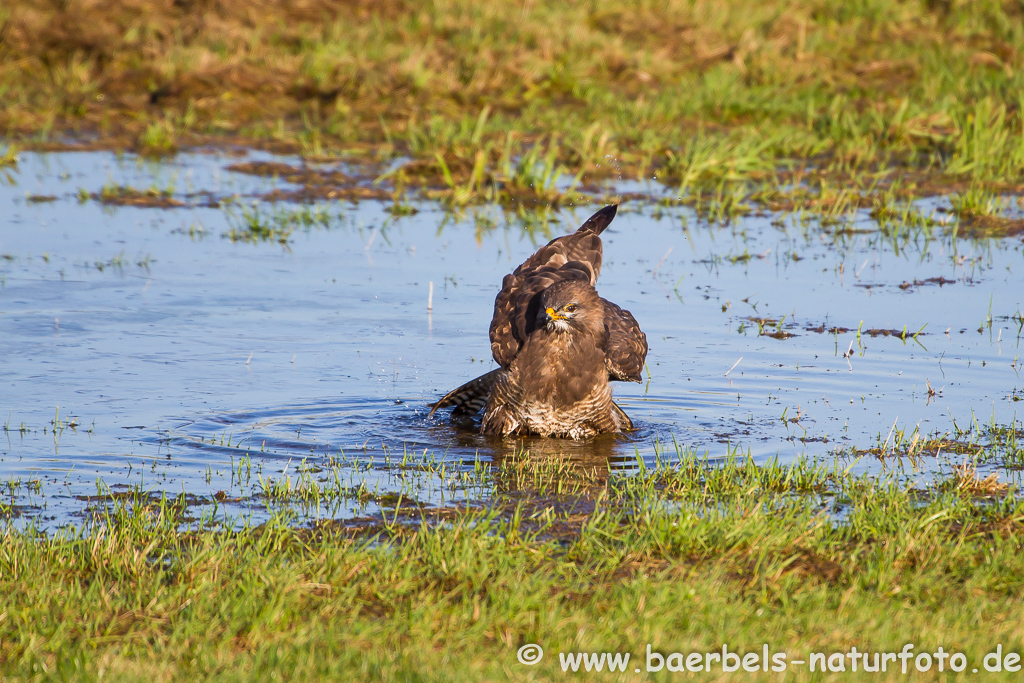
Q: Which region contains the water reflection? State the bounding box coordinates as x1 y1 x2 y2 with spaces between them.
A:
0 150 1021 527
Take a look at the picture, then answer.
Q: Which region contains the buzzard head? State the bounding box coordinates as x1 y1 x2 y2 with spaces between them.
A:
538 280 603 335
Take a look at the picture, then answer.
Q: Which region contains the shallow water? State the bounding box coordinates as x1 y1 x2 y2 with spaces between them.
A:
1 151 1022 527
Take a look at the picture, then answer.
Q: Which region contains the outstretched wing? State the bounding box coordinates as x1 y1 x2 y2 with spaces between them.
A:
602 299 647 382
489 205 618 368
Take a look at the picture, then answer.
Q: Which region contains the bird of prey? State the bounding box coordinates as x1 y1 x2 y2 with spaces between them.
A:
430 205 647 439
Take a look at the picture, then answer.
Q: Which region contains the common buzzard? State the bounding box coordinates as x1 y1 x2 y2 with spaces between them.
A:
429 205 648 439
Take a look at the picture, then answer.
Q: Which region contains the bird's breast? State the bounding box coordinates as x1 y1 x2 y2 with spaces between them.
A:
513 330 608 405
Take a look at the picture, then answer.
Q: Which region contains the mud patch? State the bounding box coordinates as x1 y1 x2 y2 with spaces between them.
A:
899 276 957 290
94 185 185 208
957 215 1024 238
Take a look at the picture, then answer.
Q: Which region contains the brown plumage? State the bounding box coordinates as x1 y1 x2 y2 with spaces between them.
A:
429 204 647 439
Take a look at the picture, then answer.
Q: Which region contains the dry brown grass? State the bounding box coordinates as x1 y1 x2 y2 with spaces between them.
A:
950 460 1010 497
5 1 1024 216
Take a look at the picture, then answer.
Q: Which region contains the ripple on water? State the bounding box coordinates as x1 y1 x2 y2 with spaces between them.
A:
1 150 1022 527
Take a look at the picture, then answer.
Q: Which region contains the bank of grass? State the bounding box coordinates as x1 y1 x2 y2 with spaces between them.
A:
2 451 1024 680
4 1 1024 206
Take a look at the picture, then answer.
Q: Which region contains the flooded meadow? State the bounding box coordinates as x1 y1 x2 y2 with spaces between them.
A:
1 150 1022 528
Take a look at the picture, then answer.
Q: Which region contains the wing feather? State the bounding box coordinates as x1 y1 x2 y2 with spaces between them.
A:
602 299 648 382
489 205 618 368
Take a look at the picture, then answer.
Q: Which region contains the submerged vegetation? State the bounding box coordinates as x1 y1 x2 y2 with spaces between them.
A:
223 200 334 244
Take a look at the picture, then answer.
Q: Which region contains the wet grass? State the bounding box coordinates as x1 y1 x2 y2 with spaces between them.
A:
91 250 153 272
93 182 184 208
5 3 1024 674
0 145 18 167
223 200 334 245
2 446 1024 680
5 1 1024 224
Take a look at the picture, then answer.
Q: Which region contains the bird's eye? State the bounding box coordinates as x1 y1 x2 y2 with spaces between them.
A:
564 304 578 313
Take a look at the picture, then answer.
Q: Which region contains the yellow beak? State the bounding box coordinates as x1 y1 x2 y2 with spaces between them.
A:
546 306 566 321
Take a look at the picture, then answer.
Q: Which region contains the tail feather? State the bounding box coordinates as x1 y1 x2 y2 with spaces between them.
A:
428 369 502 418
611 401 634 431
